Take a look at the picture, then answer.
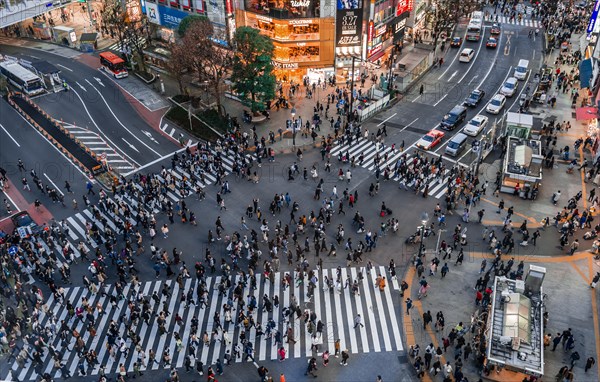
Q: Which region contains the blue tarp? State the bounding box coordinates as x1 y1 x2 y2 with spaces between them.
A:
580 58 593 88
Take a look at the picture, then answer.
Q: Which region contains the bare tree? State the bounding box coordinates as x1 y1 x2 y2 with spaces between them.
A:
166 43 192 95
428 0 480 46
100 0 151 72
181 17 233 116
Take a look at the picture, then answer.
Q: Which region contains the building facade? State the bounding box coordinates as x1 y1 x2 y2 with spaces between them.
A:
234 0 336 82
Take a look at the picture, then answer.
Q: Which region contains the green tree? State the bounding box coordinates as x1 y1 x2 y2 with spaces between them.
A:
177 14 208 37
231 26 276 113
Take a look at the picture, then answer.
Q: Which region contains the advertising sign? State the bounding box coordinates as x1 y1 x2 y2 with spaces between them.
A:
336 4 363 47
145 2 160 25
207 0 227 26
587 0 600 35
159 5 188 28
395 0 414 17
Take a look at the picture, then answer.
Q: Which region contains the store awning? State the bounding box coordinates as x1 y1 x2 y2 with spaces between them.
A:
579 58 593 88
576 106 599 121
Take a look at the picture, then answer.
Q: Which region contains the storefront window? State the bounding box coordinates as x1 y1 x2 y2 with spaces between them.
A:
244 0 320 18
274 43 320 62
247 15 320 41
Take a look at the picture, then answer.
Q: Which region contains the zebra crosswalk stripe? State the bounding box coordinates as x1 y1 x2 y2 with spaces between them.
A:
4 266 402 380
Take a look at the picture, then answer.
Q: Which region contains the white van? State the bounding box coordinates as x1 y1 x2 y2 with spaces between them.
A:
459 48 475 63
514 59 529 80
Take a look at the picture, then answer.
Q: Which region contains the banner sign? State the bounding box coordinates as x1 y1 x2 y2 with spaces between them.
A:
336 8 363 46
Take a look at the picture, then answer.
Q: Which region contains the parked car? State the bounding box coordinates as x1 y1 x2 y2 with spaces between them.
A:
486 94 507 114
416 129 445 150
464 89 486 107
463 115 489 136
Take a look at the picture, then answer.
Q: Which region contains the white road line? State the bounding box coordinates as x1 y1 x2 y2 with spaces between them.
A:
56 64 73 72
43 173 64 196
398 117 419 133
378 266 403 350
0 123 21 147
412 94 422 103
341 268 358 353
9 108 93 181
71 87 140 167
377 113 397 126
433 94 448 107
84 80 163 157
355 267 381 352
122 146 190 177
349 268 370 352
447 70 458 82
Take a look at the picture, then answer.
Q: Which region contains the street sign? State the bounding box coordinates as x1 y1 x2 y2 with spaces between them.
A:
8 246 18 256
17 227 28 239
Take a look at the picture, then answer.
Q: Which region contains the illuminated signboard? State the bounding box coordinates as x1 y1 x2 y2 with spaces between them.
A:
336 1 363 47
587 0 600 35
395 0 414 17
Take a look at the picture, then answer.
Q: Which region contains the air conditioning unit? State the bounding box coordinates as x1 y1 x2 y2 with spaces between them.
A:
499 336 512 346
515 280 525 293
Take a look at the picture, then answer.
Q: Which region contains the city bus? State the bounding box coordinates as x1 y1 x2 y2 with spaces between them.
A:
466 11 484 41
466 20 483 41
99 51 128 79
0 61 45 96
470 10 484 23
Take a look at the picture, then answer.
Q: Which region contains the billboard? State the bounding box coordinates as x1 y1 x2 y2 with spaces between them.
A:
395 0 414 17
336 1 363 47
587 0 600 35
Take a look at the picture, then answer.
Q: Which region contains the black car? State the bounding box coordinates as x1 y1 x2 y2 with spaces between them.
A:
464 89 486 107
11 211 40 237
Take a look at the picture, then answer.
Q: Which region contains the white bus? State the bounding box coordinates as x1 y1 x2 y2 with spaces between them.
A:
0 61 45 96
466 20 483 41
471 10 484 22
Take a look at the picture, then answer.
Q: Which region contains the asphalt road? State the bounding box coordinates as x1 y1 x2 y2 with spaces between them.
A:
367 18 544 170
0 13 548 382
0 44 180 170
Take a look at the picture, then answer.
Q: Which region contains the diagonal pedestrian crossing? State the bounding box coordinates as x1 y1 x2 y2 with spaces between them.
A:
5 266 402 381
22 149 256 270
329 138 457 199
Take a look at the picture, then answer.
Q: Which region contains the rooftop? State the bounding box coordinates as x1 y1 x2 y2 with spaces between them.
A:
504 136 543 179
486 276 544 376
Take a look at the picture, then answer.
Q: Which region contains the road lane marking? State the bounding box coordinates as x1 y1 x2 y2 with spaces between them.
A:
56 64 73 72
377 112 397 126
85 80 162 157
43 173 64 196
71 87 141 167
447 70 458 82
398 118 419 133
0 123 20 147
8 109 92 181
433 94 448 107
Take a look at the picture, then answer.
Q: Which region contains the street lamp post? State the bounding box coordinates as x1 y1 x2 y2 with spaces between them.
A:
418 212 430 259
387 46 396 93
349 56 357 123
291 107 296 147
